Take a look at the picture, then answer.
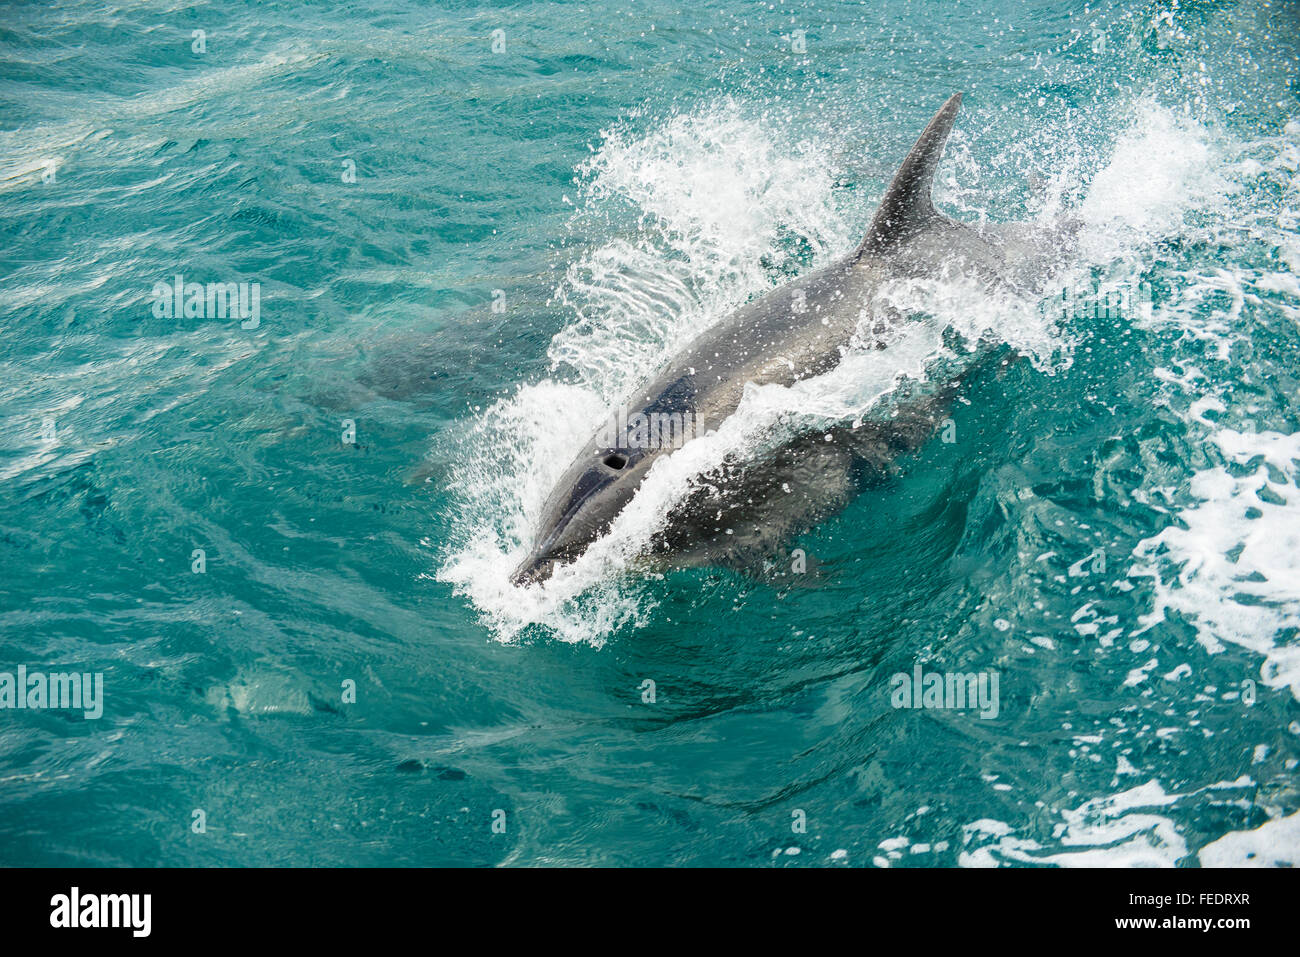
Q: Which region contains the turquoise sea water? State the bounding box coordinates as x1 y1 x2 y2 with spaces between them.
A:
2 0 1299 866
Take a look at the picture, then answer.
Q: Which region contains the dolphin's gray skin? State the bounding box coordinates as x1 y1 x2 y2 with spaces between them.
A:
513 93 1064 585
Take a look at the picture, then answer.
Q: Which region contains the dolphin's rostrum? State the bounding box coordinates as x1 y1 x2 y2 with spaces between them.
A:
513 93 1063 586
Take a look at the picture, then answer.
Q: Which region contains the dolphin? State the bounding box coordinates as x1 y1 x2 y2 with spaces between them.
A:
512 93 1065 586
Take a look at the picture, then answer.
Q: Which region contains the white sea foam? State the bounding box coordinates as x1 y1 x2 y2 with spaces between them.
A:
1076 100 1234 261
1198 809 1300 867
960 777 1256 867
548 101 851 400
1131 428 1300 701
1122 109 1300 703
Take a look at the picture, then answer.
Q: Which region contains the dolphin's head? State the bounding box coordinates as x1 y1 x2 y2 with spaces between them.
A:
511 442 659 586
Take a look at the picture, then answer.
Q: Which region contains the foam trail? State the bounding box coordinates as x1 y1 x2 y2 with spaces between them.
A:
1124 110 1300 702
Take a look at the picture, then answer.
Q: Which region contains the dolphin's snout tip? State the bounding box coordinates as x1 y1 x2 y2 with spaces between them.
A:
510 553 556 587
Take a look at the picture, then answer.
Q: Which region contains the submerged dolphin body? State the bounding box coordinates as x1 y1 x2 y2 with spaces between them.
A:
513 93 1063 586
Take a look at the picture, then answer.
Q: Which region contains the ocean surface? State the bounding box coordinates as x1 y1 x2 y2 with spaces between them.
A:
2 0 1299 867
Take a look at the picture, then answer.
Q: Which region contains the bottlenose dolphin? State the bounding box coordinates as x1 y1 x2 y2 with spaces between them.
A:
513 93 1063 585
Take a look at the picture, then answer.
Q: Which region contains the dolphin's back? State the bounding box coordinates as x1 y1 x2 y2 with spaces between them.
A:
630 255 871 427
630 93 970 425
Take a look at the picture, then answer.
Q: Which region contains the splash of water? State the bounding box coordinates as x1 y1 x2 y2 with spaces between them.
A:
440 95 1267 646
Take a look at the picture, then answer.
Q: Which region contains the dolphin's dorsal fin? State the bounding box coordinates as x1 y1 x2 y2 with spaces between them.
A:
856 93 962 258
